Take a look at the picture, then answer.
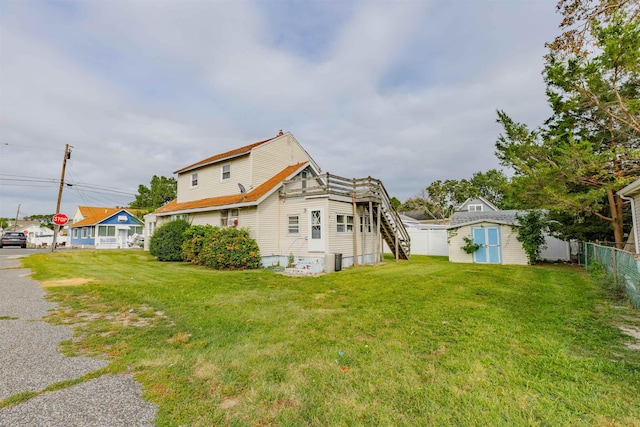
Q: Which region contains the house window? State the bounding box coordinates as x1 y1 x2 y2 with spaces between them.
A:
221 164 231 181
301 171 308 189
191 173 198 188
117 215 127 222
288 215 299 234
82 227 88 238
336 214 354 233
220 209 239 227
128 226 143 237
98 225 116 237
468 204 483 212
148 222 156 236
360 215 372 233
73 228 78 238
171 214 188 221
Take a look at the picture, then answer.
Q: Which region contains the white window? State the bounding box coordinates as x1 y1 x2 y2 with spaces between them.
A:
301 171 308 189
98 225 116 237
468 204 483 212
82 227 88 238
73 228 78 238
221 164 231 181
128 226 143 237
220 209 239 227
336 214 354 233
171 214 188 221
288 215 299 234
117 215 127 222
360 215 371 233
191 173 198 188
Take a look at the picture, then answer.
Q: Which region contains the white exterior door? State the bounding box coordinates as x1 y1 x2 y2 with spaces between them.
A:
308 207 324 252
117 229 128 248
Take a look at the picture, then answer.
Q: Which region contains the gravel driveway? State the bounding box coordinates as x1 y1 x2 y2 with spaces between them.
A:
0 251 157 426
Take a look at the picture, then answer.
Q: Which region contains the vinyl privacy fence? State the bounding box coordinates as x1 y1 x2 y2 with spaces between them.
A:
582 242 640 309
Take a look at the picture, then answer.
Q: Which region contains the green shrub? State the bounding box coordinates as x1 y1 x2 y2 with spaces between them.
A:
182 224 215 262
149 219 189 261
515 210 547 265
189 226 261 270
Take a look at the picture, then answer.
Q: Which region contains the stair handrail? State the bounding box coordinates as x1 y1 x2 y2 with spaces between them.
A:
365 177 410 255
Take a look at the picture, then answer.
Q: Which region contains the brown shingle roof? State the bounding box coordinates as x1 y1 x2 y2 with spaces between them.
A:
173 137 276 174
155 162 308 215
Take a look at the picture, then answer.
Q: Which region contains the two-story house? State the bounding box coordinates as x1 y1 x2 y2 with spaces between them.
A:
145 131 409 272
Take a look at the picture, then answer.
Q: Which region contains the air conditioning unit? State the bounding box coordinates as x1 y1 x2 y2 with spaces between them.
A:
227 218 238 227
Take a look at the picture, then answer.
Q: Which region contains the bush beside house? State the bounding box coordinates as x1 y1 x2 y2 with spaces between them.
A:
183 225 261 270
149 219 189 261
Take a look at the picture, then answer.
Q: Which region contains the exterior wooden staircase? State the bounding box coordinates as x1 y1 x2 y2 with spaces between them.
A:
281 173 410 261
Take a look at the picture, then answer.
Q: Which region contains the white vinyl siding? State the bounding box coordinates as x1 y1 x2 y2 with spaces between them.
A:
327 201 356 258
177 156 252 203
256 191 281 256
251 134 311 186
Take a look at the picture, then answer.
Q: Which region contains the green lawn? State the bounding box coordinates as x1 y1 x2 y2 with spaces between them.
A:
12 251 640 426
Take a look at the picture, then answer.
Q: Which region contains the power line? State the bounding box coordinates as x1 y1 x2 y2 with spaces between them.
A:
0 142 66 153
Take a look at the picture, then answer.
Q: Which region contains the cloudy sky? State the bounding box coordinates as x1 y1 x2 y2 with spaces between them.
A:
0 0 561 219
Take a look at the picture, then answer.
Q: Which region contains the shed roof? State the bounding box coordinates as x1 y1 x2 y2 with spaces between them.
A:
449 210 528 227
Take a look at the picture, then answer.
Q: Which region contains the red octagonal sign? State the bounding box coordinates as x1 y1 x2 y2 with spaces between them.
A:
53 213 69 225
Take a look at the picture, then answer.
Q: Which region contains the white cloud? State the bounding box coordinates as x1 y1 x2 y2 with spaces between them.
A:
0 0 560 218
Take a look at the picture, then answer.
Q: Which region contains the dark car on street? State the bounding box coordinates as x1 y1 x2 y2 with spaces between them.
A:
0 232 27 248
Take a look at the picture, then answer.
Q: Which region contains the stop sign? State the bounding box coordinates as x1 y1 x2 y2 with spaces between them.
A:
53 213 69 225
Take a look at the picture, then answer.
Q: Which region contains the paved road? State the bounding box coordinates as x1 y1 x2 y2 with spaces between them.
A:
0 250 157 426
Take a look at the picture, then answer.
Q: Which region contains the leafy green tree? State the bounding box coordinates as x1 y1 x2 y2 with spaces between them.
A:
130 175 177 215
0 218 10 229
516 210 548 265
390 197 402 210
399 189 443 219
496 4 639 248
422 169 512 217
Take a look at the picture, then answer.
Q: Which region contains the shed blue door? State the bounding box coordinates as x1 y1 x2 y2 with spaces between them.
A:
472 227 501 264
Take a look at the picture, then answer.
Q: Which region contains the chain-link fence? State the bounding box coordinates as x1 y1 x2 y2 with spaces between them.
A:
581 242 640 309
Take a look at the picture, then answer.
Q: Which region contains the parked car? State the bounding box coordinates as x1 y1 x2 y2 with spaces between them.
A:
0 232 27 248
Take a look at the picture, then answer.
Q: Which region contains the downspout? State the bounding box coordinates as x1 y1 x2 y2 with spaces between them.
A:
619 193 639 254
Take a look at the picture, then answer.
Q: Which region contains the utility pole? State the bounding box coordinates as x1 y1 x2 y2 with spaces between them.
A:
52 144 71 251
13 204 20 231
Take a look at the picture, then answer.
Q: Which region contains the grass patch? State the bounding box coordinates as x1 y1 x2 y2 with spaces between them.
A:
22 250 640 426
0 316 19 320
0 367 111 409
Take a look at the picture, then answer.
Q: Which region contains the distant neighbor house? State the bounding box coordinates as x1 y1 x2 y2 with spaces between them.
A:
619 178 640 254
23 224 55 248
145 131 409 273
447 197 569 265
69 206 143 249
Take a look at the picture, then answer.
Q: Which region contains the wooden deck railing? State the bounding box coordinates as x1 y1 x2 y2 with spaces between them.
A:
281 173 410 259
